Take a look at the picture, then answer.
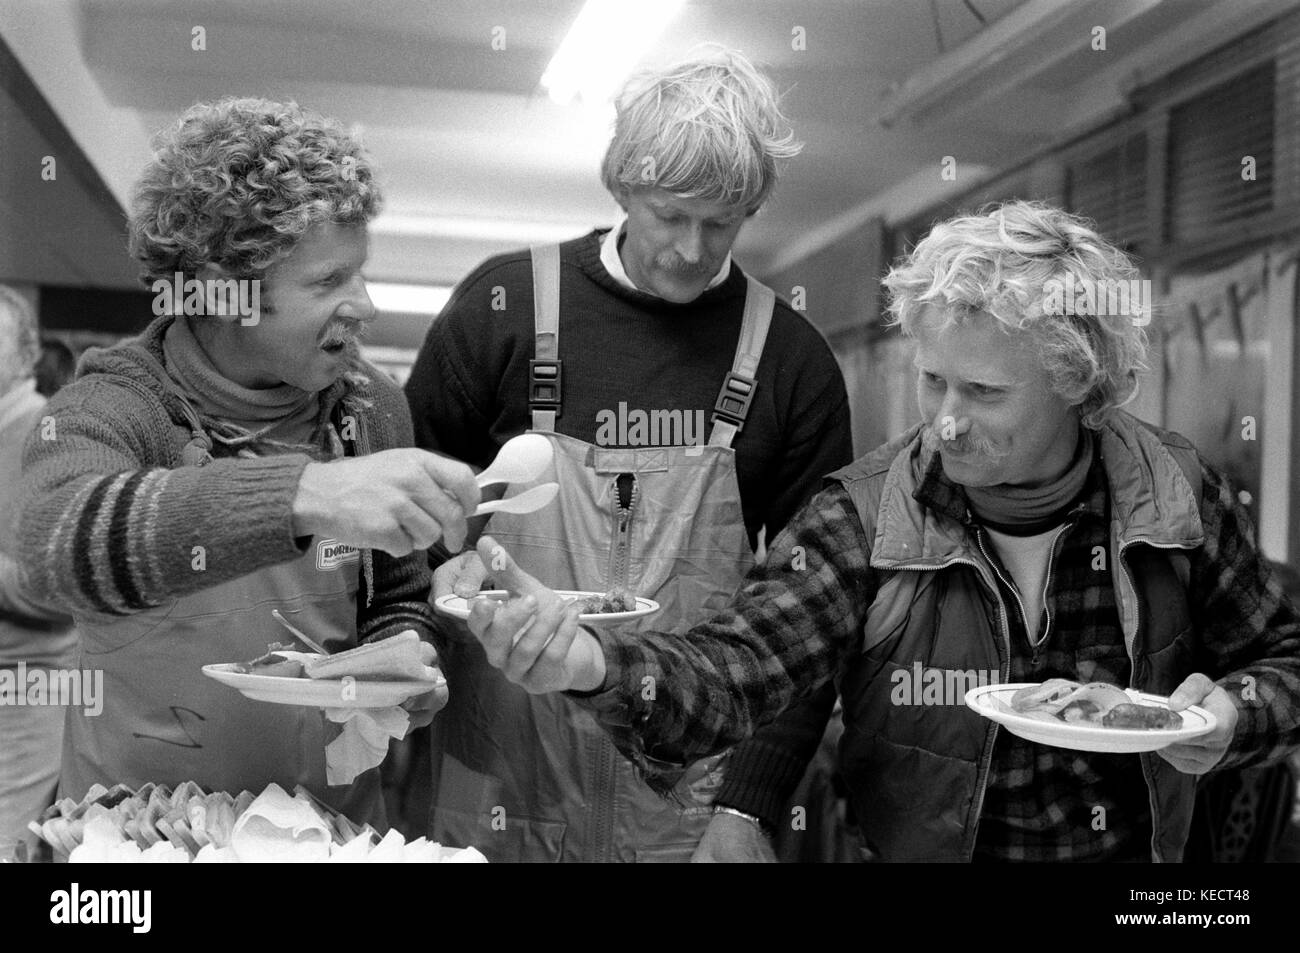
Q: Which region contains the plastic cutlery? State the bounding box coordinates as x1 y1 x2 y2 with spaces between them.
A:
271 609 330 656
476 434 553 489
471 482 559 517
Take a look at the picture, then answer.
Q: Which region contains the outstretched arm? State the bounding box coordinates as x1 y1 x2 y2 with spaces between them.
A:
465 484 874 787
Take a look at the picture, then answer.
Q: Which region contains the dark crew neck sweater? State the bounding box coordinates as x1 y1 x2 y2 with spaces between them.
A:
405 230 853 546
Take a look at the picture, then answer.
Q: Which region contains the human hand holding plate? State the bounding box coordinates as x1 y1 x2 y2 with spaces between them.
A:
1156 673 1239 775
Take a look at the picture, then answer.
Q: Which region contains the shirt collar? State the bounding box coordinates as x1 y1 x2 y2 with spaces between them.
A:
599 216 732 296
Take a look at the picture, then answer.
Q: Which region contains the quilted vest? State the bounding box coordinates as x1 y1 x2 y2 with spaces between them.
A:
831 412 1205 862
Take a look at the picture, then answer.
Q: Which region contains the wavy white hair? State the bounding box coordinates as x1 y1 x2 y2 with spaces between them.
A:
883 201 1149 429
0 285 39 395
601 44 802 213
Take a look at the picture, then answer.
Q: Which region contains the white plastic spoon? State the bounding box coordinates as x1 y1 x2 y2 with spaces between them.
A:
471 482 560 517
475 434 553 489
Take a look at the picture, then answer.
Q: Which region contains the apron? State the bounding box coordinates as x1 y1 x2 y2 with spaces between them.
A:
430 243 774 862
59 395 383 828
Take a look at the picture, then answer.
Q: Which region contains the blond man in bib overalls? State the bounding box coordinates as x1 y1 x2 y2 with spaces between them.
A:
406 47 853 862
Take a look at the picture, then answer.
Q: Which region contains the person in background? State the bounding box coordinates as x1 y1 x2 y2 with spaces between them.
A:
0 286 77 860
405 45 853 862
16 99 478 828
463 201 1300 862
34 338 77 398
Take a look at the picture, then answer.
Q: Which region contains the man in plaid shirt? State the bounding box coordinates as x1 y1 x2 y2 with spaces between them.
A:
461 202 1300 862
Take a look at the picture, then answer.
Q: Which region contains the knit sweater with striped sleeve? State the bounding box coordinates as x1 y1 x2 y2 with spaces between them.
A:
15 315 436 644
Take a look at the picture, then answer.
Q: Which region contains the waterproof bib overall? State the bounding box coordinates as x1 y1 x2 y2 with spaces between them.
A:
430 244 773 862
60 416 382 825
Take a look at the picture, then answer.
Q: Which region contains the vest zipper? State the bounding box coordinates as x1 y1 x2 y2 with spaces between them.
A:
1032 522 1074 664
973 528 1033 652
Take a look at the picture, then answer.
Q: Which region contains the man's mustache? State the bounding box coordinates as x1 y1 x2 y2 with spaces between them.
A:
657 256 713 277
922 424 1010 461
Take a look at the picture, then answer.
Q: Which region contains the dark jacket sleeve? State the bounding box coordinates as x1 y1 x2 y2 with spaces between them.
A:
718 316 854 827
760 315 854 538
712 681 839 829
404 258 524 468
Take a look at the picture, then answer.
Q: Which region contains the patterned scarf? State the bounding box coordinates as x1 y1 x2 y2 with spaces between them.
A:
160 315 378 603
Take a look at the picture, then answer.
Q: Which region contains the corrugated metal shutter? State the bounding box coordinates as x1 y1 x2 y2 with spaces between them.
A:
1164 61 1275 244
1275 20 1300 211
1066 133 1148 251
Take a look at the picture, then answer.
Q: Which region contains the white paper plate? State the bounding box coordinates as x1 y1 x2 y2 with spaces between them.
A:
433 590 660 625
202 664 440 709
965 683 1217 753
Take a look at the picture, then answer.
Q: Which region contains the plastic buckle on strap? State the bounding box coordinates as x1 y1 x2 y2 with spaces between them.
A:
712 372 756 430
529 359 563 414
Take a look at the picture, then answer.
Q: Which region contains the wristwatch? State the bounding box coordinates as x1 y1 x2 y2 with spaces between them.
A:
712 804 774 838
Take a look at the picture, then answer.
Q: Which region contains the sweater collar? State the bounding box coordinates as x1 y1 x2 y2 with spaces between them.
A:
161 315 320 437
598 217 732 296
76 314 366 439
574 230 747 308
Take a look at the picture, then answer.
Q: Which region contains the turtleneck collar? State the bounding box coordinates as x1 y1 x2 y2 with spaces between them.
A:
963 426 1095 535
162 315 320 444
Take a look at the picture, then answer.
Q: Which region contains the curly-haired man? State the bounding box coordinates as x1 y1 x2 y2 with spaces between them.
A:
464 201 1300 862
17 98 478 827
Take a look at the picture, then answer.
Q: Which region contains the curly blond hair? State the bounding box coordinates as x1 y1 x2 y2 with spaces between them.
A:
883 201 1149 429
128 97 380 285
601 44 802 213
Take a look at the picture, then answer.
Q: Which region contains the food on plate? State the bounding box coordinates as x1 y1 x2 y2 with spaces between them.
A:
228 630 439 683
26 780 485 863
567 589 638 614
1102 702 1183 730
232 642 310 677
1009 679 1183 729
303 630 439 682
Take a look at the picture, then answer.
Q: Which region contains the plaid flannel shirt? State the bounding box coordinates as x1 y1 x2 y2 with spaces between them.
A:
575 440 1300 854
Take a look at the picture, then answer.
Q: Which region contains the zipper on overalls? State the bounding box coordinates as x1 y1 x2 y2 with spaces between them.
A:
593 472 638 861
606 473 639 594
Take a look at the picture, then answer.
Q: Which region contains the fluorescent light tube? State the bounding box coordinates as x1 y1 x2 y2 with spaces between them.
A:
541 0 687 106
366 282 453 315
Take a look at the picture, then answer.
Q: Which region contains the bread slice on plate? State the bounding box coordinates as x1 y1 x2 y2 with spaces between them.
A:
303 630 440 683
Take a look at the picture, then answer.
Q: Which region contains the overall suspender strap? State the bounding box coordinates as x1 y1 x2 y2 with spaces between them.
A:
708 277 776 449
529 244 562 432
